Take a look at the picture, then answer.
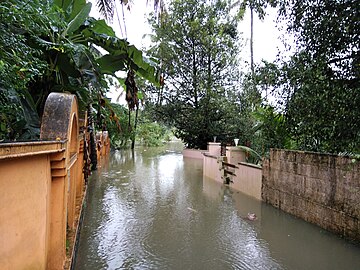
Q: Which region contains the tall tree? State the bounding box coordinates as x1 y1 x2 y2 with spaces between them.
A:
256 0 360 153
147 0 241 149
231 0 273 76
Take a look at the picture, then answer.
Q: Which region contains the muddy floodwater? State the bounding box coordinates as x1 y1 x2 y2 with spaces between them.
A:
75 142 360 270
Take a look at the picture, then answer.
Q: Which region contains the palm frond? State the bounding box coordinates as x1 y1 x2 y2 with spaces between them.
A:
96 0 115 22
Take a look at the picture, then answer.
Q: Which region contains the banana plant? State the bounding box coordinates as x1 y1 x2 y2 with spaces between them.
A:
50 0 160 101
0 0 160 140
236 145 262 165
49 0 159 86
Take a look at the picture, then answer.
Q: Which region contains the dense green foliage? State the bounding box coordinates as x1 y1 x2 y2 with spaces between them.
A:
98 98 173 149
147 0 241 149
0 0 52 139
0 0 159 142
137 118 173 147
255 0 360 154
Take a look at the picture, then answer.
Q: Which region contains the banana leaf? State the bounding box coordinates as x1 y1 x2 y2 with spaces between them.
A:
237 145 262 165
63 2 92 36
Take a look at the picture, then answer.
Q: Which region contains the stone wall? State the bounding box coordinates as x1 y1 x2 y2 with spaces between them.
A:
262 149 360 242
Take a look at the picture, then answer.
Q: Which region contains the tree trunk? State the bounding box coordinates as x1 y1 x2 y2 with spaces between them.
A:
88 107 97 171
192 39 198 108
250 5 254 77
131 106 139 150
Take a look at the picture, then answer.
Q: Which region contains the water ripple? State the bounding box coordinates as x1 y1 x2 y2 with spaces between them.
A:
76 144 360 270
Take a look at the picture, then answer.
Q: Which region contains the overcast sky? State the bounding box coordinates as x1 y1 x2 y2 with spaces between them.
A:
90 1 284 62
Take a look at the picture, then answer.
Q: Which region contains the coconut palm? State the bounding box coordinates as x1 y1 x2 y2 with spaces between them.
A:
231 0 273 76
95 0 165 22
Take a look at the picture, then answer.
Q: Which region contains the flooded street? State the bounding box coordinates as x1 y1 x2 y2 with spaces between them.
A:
75 142 360 270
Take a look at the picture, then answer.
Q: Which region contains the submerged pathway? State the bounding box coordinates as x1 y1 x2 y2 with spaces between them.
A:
75 142 360 270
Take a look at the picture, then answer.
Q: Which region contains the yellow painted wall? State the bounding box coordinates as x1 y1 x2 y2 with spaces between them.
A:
0 155 51 270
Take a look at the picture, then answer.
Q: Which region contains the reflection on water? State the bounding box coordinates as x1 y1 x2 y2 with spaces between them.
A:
75 142 360 270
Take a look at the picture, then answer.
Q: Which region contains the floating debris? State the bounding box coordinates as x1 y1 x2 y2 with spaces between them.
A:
187 207 197 213
246 213 257 221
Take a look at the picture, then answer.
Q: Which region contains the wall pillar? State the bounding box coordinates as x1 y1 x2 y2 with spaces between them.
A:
208 142 221 156
40 93 79 270
226 146 246 164
48 150 67 268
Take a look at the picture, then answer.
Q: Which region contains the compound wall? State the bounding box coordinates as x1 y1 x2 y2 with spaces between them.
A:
262 149 360 242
